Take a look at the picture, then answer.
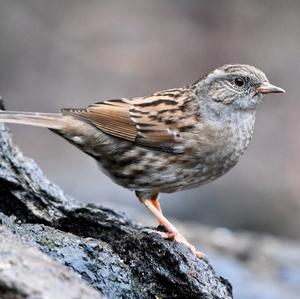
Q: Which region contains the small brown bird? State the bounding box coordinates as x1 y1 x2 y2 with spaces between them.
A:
0 64 285 258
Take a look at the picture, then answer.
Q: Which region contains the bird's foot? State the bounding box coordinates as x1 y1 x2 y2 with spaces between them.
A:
147 227 208 260
158 230 208 260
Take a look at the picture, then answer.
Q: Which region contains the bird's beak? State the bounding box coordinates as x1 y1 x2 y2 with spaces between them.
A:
256 82 286 94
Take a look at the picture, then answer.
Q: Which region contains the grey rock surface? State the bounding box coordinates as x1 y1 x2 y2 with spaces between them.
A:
0 225 104 299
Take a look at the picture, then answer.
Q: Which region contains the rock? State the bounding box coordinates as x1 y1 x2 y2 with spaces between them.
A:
0 225 104 299
0 107 232 299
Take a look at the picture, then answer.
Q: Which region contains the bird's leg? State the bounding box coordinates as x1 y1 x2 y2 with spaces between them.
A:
136 191 179 237
135 191 207 259
149 193 163 224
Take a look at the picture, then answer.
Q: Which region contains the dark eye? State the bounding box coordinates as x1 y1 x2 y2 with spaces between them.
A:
234 77 245 87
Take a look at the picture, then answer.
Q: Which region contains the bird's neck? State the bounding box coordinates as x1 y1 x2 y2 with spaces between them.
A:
201 104 256 162
227 109 256 144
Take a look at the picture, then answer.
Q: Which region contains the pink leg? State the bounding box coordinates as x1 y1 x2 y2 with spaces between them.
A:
136 191 207 259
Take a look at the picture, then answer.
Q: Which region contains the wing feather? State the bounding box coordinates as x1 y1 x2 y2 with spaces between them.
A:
62 88 199 153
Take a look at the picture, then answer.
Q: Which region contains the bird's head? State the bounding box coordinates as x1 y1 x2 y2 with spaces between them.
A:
197 64 285 114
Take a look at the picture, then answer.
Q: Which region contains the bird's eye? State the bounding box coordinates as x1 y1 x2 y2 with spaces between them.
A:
234 77 245 87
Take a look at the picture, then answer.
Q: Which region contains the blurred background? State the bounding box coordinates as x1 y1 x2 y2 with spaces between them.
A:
0 1 299 298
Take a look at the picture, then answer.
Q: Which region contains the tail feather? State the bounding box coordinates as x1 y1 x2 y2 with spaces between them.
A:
0 111 65 129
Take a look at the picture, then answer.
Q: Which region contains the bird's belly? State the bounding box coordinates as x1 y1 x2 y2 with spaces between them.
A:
98 143 245 193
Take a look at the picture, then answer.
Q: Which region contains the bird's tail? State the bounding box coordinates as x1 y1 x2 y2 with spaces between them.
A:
0 111 65 129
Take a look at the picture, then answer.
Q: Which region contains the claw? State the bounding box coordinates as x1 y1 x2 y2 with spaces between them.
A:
146 228 208 260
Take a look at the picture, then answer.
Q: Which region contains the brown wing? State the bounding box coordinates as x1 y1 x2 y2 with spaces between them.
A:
62 88 199 153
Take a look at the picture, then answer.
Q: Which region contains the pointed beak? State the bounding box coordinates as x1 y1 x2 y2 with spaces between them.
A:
256 82 286 94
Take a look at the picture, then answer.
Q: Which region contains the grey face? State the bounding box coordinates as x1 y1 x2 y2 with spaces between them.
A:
203 64 285 112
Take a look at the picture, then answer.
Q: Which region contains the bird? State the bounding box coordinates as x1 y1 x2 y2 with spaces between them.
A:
0 64 285 258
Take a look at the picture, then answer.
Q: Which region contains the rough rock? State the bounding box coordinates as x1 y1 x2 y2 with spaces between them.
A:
0 225 104 299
